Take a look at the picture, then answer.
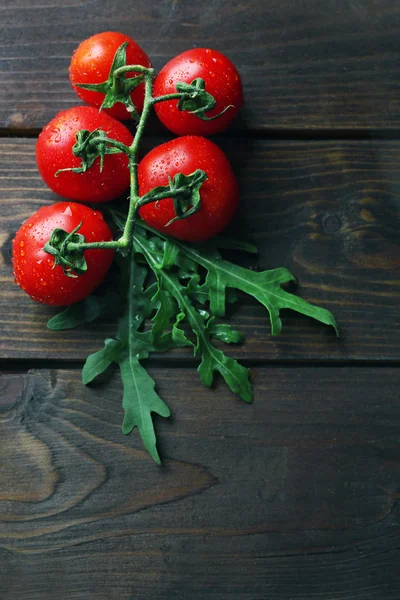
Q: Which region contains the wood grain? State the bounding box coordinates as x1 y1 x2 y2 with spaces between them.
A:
0 138 398 361
1 366 399 599
1 0 400 132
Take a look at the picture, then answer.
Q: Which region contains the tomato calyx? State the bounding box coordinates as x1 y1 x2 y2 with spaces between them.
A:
175 78 234 121
138 169 208 226
44 223 88 278
55 128 129 176
73 42 149 121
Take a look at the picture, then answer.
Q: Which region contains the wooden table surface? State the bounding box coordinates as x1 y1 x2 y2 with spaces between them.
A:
1 2 399 599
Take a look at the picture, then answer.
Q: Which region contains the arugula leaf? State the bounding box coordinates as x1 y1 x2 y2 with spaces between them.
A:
134 231 252 403
79 216 338 463
47 288 120 330
174 243 339 335
137 221 337 335
210 236 258 254
82 252 171 464
207 318 243 344
82 338 124 384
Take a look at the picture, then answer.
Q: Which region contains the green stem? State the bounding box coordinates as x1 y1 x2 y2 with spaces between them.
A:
116 158 138 252
66 70 155 256
118 71 155 248
67 240 128 252
137 187 188 209
113 65 154 79
88 136 131 155
111 65 153 102
130 72 154 155
151 92 184 105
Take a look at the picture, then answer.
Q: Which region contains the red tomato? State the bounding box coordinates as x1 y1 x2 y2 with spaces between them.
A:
12 202 114 306
36 106 133 203
138 136 239 242
153 48 243 136
69 32 152 120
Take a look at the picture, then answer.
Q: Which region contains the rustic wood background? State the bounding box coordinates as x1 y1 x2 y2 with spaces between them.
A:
1 1 399 599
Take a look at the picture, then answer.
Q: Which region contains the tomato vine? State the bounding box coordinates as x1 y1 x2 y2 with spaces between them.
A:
13 35 339 463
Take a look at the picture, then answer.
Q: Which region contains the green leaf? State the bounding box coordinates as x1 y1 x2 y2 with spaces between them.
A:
120 355 170 464
82 338 124 384
55 129 124 177
207 318 243 344
138 170 207 225
175 244 339 335
79 250 170 462
43 223 87 277
171 311 191 347
151 283 178 339
176 78 234 121
211 236 258 254
47 288 120 330
74 42 144 120
135 232 253 403
77 214 337 462
115 256 171 463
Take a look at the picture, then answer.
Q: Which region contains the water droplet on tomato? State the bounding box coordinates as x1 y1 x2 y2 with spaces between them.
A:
20 250 25 256
53 127 61 143
189 58 195 63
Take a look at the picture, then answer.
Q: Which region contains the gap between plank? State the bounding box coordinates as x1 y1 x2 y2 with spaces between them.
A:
3 127 400 141
1 357 399 375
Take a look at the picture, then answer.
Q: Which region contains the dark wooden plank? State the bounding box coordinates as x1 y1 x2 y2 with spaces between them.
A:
1 138 399 361
1 366 400 599
2 0 400 132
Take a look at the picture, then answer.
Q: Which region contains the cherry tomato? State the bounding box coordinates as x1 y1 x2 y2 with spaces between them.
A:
69 31 152 121
12 202 114 306
153 48 243 136
138 136 239 242
36 106 133 203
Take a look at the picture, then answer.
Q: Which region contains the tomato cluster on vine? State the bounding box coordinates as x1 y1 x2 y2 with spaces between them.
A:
12 31 243 306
